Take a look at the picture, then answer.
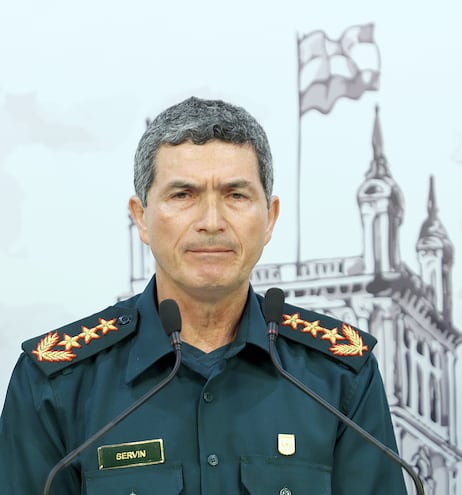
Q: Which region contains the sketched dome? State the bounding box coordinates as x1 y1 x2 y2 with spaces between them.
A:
417 176 454 265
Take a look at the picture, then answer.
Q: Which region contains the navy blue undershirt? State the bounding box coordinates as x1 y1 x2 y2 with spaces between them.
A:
180 341 232 379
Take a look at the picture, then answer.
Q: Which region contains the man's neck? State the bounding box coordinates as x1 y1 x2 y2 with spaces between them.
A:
156 281 249 353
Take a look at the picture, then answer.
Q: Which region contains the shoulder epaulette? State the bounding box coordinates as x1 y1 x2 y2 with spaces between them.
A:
278 302 376 373
22 305 138 377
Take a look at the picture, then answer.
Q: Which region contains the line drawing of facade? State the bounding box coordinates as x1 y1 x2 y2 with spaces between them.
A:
122 107 462 495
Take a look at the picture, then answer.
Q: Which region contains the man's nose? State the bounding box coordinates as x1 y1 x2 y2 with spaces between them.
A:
195 195 227 232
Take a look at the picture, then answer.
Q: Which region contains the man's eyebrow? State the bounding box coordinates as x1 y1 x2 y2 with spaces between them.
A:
222 179 253 189
164 180 197 189
163 179 255 190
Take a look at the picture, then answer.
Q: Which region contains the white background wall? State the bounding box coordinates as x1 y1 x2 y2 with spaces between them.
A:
1 1 461 454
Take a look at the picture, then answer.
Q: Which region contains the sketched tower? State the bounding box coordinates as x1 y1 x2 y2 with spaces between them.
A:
357 106 404 275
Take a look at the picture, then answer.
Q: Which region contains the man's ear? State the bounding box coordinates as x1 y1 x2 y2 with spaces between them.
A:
128 196 150 245
264 195 280 245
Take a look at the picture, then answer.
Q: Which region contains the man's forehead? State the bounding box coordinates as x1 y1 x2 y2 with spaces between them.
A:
154 141 259 174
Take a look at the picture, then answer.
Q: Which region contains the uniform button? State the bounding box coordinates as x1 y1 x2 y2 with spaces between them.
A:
203 392 214 403
280 488 291 495
117 314 131 325
207 454 219 466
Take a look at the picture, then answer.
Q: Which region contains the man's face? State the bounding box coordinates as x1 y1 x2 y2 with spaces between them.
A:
130 140 279 300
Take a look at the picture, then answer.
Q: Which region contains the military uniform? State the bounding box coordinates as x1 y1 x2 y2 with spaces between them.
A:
0 277 407 494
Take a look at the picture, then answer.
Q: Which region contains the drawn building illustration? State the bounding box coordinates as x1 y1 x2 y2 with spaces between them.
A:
123 107 462 495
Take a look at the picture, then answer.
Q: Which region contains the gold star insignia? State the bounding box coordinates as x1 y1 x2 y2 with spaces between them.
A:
57 333 82 350
95 318 118 335
320 327 344 345
282 313 305 330
79 325 101 344
301 320 324 337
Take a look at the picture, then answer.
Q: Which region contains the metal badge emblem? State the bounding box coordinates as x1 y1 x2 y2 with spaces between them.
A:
278 433 296 456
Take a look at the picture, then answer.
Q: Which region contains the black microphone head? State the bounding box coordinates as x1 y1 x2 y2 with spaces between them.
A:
263 287 285 324
159 299 182 336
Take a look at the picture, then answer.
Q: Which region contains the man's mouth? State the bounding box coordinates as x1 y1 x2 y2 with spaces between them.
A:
188 248 232 253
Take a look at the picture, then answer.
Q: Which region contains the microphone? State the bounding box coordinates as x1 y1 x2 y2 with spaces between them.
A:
43 299 182 495
263 288 425 495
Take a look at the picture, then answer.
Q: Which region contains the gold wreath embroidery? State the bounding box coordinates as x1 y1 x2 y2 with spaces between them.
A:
32 318 119 363
282 314 368 357
331 324 369 356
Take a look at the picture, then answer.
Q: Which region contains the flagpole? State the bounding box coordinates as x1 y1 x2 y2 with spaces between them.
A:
295 33 302 276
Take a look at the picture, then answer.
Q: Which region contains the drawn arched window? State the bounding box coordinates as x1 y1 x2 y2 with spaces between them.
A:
405 351 412 408
403 328 411 348
417 365 424 416
416 339 425 355
429 373 440 423
373 216 382 272
430 270 437 303
430 349 441 368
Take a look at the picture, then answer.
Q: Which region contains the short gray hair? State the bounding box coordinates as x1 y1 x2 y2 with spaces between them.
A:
133 96 273 207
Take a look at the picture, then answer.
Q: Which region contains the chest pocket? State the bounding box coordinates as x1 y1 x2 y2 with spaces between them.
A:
84 464 183 494
240 456 331 495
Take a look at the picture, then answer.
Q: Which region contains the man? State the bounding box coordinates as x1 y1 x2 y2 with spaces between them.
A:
0 97 407 494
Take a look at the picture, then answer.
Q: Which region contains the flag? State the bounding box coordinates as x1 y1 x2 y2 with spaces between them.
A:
298 23 380 115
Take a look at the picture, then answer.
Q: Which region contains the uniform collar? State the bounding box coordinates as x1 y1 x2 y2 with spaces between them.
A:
226 287 270 357
125 277 173 383
125 278 270 383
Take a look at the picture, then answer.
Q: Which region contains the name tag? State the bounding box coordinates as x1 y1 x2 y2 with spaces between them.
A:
98 439 164 470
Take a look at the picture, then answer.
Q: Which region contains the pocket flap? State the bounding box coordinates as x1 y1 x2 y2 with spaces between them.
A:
241 456 331 495
84 463 183 494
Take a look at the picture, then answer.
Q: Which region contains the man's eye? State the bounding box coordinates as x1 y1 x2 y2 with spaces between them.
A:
172 191 190 199
230 192 246 199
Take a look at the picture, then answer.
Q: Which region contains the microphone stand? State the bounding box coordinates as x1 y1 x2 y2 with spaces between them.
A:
43 331 181 495
267 324 425 495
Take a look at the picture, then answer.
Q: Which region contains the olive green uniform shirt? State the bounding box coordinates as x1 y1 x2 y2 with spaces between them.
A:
0 277 407 494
